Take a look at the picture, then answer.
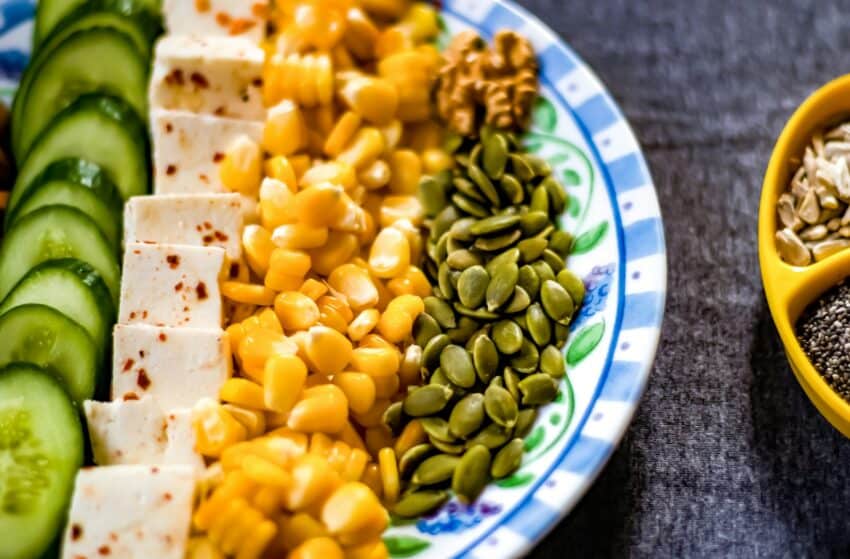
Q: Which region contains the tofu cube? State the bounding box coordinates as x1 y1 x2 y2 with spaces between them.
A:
61 465 196 559
112 324 231 410
163 409 204 469
124 193 244 260
149 36 265 120
119 243 225 329
151 109 263 197
163 0 268 43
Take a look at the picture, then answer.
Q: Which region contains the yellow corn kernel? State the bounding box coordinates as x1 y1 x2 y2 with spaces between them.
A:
376 309 413 344
339 75 398 125
301 161 357 191
339 421 368 452
223 404 267 439
243 224 275 276
193 399 248 457
257 308 283 333
238 520 278 559
220 378 266 410
320 482 388 546
330 196 368 234
290 537 344 559
285 454 341 510
357 159 391 190
266 428 310 457
266 273 307 293
388 149 421 195
209 498 255 553
421 147 454 174
308 432 336 459
290 0 346 50
319 309 349 334
328 264 379 311
399 2 439 41
345 539 389 559
295 183 347 227
317 295 354 324
222 282 277 306
353 399 391 429
374 26 412 59
343 8 379 61
220 135 263 195
380 195 423 227
378 119 403 154
308 232 359 276
264 354 309 413
347 308 380 341
337 128 385 170
326 440 354 474
186 537 225 559
270 248 312 278
304 373 332 388
364 425 393 457
393 419 425 456
194 470 253 530
252 486 281 517
274 292 320 332
260 178 298 230
390 218 423 264
387 293 425 318
324 111 362 157
287 384 349 433
393 266 430 298
377 447 399 503
360 463 382 498
265 156 298 192
278 513 330 552
332 372 376 415
368 226 410 278
263 99 306 156
358 334 396 353
288 154 312 179
241 454 292 488
398 344 422 387
238 329 298 382
303 325 353 375
300 278 329 300
226 323 246 352
341 447 370 482
371 374 399 399
350 346 399 378
272 223 329 250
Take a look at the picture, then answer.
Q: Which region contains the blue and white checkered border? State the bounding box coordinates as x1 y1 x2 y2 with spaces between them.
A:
442 1 667 557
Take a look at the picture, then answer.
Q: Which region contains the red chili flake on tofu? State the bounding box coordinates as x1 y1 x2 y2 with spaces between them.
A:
166 165 177 176
142 310 148 319
214 231 229 241
166 254 180 269
133 249 141 255
204 221 213 230
152 467 160 474
122 358 135 372
214 106 226 116
158 332 167 342
229 262 241 279
202 234 214 244
129 312 137 319
213 152 224 163
216 11 232 26
98 545 110 555
252 77 263 87
195 0 211 12
229 18 256 35
123 392 139 401
70 524 83 541
165 122 174 133
175 281 184 291
183 306 190 312
109 533 118 542
200 174 210 183
163 492 173 501
164 68 184 86
197 282 209 300
139 350 146 358
190 72 210 88
252 2 269 18
137 369 151 390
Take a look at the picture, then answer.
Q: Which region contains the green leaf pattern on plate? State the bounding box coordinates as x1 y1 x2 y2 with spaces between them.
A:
385 536 432 558
567 321 606 366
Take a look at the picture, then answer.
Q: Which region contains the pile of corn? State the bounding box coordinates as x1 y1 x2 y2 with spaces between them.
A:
187 1 448 557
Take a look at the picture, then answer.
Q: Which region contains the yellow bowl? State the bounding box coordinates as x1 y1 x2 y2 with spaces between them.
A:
759 73 850 437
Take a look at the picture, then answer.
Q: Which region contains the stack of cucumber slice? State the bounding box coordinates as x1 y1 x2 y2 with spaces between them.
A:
0 1 160 557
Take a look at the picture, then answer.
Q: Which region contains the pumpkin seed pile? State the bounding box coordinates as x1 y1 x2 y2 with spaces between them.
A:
384 126 585 517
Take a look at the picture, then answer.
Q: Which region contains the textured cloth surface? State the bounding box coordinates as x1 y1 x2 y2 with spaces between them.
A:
512 0 850 557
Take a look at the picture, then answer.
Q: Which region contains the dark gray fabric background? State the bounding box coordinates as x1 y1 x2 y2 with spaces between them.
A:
510 1 850 557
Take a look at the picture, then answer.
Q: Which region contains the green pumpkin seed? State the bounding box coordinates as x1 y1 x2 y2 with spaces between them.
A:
450 217 477 242
483 133 509 179
489 376 504 389
519 211 549 236
491 438 524 479
425 260 439 284
514 408 538 438
542 176 567 213
486 262 518 311
470 215 520 236
414 313 442 348
449 393 485 438
518 237 548 262
518 373 560 406
468 422 512 449
469 143 482 167
454 176 487 204
556 269 585 306
429 436 466 454
444 131 464 153
540 280 574 322
504 286 531 313
392 490 449 518
549 230 574 257
510 339 540 374
383 401 404 434
433 232 449 262
533 224 555 242
472 335 499 383
422 334 451 370
438 262 455 300
509 153 535 182
453 444 491 503
542 248 565 273
429 367 451 387
452 192 490 218
454 303 500 320
531 260 555 283
425 298 456 329
500 174 525 205
524 154 551 177
446 235 466 256
485 247 520 276
419 175 448 218
530 185 550 214
554 323 570 345
446 249 482 270
517 265 540 298
455 153 470 167
492 320 523 354
399 443 434 478
420 417 456 442
440 344 476 388
457 265 489 308
484 384 518 428
404 384 453 417
433 205 460 239
540 344 566 378
504 367 521 400
526 303 552 346
447 316 479 345
468 164 501 206
474 229 522 252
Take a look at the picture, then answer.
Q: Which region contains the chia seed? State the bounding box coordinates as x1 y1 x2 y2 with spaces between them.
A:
796 280 850 401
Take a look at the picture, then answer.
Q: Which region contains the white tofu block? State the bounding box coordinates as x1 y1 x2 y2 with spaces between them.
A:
163 0 268 43
149 36 265 120
61 465 196 559
151 109 263 197
119 243 225 329
124 193 244 260
112 324 231 410
163 409 204 471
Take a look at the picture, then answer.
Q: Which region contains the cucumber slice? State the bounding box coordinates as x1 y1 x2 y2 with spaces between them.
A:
15 28 148 160
0 206 120 305
9 95 148 215
5 159 123 250
34 0 161 48
0 259 115 358
0 363 84 559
